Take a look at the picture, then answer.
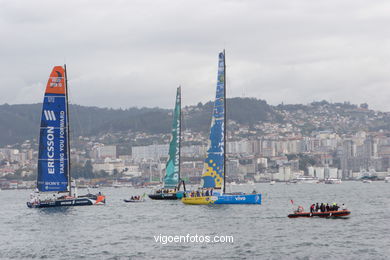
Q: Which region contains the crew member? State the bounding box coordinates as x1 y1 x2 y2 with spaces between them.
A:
310 204 315 213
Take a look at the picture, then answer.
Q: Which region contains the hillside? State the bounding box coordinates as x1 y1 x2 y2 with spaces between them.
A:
1 98 390 146
0 98 278 146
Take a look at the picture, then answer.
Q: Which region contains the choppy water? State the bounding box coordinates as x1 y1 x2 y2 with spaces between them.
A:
1 182 389 259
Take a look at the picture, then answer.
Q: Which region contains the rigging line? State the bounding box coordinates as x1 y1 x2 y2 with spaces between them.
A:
66 75 84 149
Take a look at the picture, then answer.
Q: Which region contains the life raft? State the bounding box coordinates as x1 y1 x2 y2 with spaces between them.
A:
288 210 351 218
123 199 144 203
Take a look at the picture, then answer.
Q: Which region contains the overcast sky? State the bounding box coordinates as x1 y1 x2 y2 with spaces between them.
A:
1 0 390 110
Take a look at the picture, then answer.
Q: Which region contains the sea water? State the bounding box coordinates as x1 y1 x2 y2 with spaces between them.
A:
0 182 389 259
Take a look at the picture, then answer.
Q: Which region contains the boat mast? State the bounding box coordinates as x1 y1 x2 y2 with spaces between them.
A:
178 86 182 188
64 64 72 196
223 50 226 194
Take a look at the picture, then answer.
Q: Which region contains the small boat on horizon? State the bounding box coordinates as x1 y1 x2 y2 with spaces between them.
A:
113 180 132 188
324 178 342 184
295 176 320 184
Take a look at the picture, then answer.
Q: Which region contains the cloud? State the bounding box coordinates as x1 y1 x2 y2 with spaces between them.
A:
1 0 390 110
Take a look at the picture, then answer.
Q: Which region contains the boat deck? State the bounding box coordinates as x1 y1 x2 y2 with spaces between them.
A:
182 193 261 205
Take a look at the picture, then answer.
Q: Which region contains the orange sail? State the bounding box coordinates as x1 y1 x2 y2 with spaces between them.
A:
45 66 66 95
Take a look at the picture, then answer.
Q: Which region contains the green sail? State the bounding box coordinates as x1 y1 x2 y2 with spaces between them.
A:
163 87 181 188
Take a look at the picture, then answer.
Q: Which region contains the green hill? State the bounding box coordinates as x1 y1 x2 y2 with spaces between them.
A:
0 98 277 145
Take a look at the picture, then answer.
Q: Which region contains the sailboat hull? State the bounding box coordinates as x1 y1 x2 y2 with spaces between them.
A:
148 193 178 200
27 195 105 208
182 193 261 205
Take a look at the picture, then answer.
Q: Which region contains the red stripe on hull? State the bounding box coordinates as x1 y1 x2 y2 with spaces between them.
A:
288 210 351 218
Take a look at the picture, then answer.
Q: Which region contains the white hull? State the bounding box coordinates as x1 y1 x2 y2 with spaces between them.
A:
295 177 319 184
324 179 342 184
298 180 318 184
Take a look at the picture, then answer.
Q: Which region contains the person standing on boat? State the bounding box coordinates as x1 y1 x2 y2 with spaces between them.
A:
310 204 315 213
315 203 319 212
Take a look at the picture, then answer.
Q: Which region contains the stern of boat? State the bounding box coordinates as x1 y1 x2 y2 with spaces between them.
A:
94 195 106 205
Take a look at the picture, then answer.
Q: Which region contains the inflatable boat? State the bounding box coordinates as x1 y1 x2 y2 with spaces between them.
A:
288 210 351 218
123 198 145 203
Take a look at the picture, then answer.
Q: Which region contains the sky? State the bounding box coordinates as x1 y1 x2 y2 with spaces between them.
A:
1 0 390 110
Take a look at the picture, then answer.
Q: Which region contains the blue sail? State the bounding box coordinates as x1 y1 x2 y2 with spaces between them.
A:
201 52 225 189
37 66 69 192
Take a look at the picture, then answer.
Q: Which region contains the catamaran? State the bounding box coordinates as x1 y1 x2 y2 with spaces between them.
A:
148 87 185 200
27 65 105 208
181 51 261 205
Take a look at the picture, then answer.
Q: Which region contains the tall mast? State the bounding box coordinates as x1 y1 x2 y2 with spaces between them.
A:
223 50 226 194
178 86 182 186
64 64 72 196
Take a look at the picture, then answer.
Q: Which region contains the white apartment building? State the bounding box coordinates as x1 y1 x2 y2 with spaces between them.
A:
132 144 168 160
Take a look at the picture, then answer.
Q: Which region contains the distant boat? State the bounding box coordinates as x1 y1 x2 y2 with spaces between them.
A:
385 176 390 183
270 181 276 185
324 178 342 184
149 87 185 200
113 180 124 188
27 65 105 208
123 198 145 203
362 179 372 183
112 180 132 188
181 51 261 205
295 176 319 184
124 194 146 203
